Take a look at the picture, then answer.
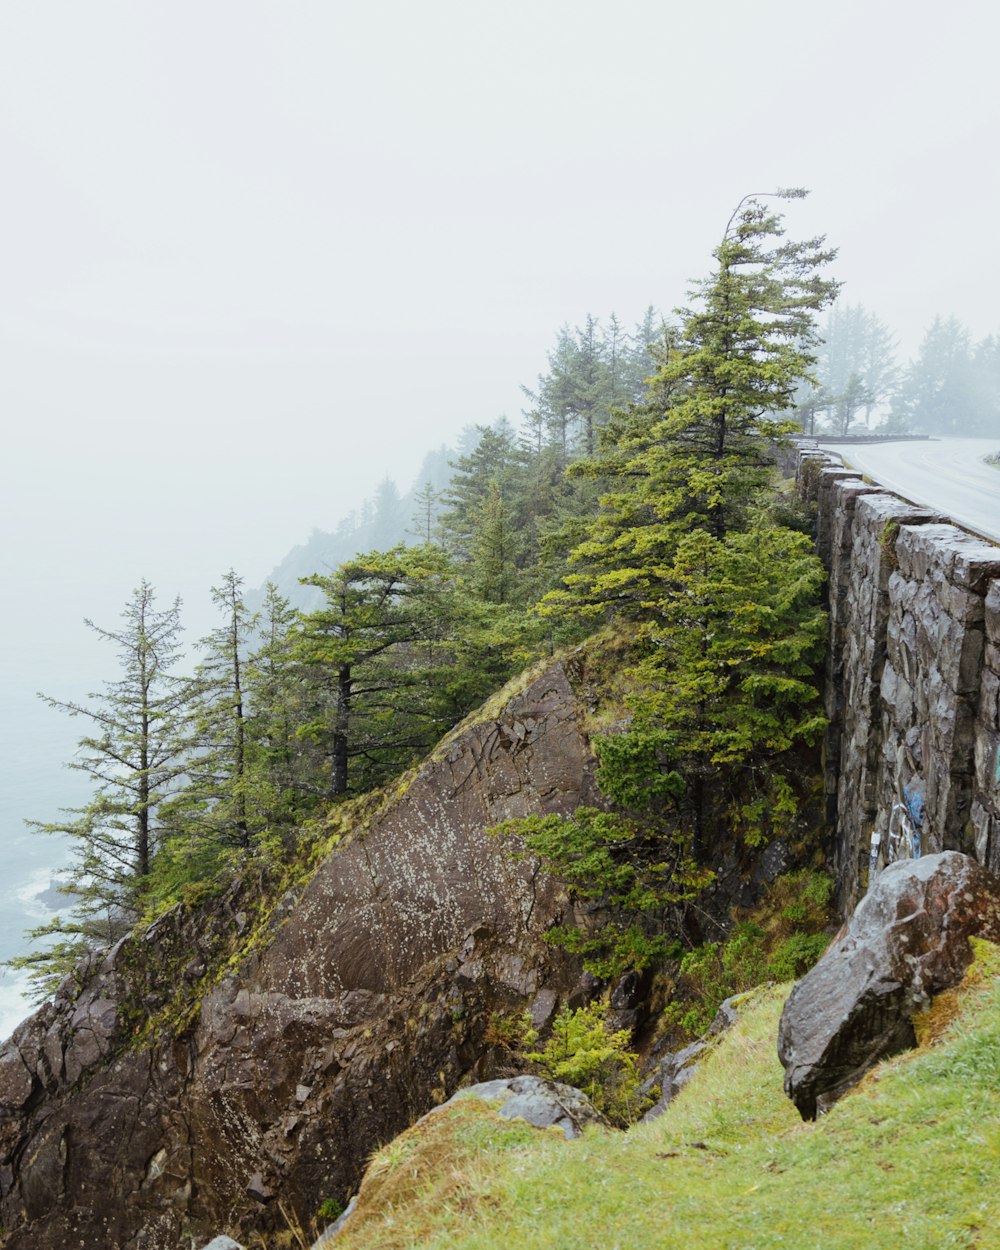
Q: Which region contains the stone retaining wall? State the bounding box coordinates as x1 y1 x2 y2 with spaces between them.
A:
798 451 1000 907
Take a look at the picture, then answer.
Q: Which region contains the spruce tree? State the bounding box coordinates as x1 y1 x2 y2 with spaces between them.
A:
545 190 839 620
16 581 192 988
294 545 459 796
161 571 264 857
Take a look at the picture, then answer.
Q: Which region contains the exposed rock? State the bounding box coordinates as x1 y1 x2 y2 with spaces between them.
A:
0 644 813 1248
199 1238 245 1250
0 662 597 1250
778 851 1000 1119
447 1074 606 1139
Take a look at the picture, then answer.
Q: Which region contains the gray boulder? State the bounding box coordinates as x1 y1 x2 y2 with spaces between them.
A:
778 851 1000 1119
448 1074 606 1139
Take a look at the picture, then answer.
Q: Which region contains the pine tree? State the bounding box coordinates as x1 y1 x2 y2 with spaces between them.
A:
15 582 193 988
244 582 304 829
627 524 827 850
544 190 839 621
294 546 458 796
161 571 264 857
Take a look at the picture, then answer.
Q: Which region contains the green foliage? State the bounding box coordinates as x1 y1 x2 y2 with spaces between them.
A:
660 869 835 1044
518 998 652 1126
627 522 828 848
316 1198 344 1223
591 730 685 809
19 201 837 1008
492 806 709 977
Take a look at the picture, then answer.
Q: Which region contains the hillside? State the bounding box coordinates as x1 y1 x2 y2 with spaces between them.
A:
328 942 1000 1250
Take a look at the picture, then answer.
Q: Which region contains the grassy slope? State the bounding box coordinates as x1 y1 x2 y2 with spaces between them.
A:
329 944 1000 1250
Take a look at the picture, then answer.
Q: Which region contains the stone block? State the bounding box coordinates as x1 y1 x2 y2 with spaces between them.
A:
894 523 963 583
951 540 1000 593
985 579 1000 643
935 578 986 628
957 629 986 696
979 669 1000 732
972 799 999 872
975 729 1000 795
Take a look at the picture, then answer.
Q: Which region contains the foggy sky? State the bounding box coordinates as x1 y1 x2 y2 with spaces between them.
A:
1 0 998 662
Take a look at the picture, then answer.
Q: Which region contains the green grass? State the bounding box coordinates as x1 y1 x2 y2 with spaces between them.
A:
327 944 1000 1250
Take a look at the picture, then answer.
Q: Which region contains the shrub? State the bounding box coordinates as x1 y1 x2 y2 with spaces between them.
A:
518 999 654 1127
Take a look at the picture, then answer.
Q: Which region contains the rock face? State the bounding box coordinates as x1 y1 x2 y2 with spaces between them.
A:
0 662 598 1250
797 450 1000 910
777 851 1000 1119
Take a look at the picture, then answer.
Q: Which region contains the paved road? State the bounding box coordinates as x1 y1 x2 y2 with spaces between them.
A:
817 437 1000 544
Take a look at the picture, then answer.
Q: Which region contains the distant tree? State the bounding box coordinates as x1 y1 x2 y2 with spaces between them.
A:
796 303 897 432
888 316 975 434
970 335 1000 436
858 310 899 425
438 421 525 561
370 477 407 548
407 481 443 545
829 371 874 435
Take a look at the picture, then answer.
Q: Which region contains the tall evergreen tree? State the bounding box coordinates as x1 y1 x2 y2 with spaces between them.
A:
294 546 458 796
162 571 263 855
17 582 192 986
545 190 839 621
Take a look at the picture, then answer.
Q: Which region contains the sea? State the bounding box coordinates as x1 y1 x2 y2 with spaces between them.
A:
0 658 88 1039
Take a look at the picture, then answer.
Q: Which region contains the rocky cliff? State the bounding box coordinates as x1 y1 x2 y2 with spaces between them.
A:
0 661 599 1249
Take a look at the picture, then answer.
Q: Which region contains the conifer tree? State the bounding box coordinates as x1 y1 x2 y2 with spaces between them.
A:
545 190 839 620
16 582 192 987
244 582 306 829
294 545 458 796
162 571 264 855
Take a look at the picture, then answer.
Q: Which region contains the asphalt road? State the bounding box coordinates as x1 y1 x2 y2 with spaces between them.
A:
817 437 1000 544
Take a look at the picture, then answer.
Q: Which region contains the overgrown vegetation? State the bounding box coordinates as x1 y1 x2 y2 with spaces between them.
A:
18 192 836 1003
325 941 1000 1250
516 998 653 1126
657 869 835 1042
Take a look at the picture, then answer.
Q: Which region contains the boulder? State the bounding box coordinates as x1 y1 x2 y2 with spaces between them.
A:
447 1075 605 1139
778 851 1000 1119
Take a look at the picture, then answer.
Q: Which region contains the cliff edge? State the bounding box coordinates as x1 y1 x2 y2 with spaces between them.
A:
0 659 597 1249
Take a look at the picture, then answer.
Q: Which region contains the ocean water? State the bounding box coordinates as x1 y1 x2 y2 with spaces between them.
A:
0 661 90 1040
